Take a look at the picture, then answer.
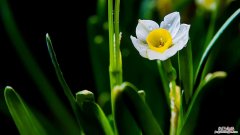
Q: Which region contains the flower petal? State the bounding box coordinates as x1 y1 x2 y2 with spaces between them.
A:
162 34 189 59
173 24 190 44
147 39 187 61
147 49 169 60
136 20 159 41
130 36 148 58
160 12 180 38
173 34 189 50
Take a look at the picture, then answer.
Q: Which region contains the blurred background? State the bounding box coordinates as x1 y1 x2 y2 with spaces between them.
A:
0 0 240 134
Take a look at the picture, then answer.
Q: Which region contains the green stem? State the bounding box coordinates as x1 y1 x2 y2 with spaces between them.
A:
162 59 177 82
169 81 178 135
109 0 122 134
109 0 122 90
157 61 170 107
170 106 178 135
162 59 179 135
114 0 120 61
108 0 114 77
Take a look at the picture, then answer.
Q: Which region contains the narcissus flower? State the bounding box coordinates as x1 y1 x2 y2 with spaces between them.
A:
130 12 190 60
196 0 217 11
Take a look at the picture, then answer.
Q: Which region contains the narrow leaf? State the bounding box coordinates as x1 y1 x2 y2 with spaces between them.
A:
46 34 75 106
76 90 114 135
112 89 141 135
178 41 193 104
112 82 164 135
194 8 240 83
46 34 83 132
4 86 47 135
178 71 227 135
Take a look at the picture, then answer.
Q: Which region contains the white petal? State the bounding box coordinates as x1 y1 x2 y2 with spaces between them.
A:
160 12 180 38
173 34 189 50
130 36 148 58
147 41 186 61
162 35 189 59
136 20 159 41
147 49 169 60
173 24 190 44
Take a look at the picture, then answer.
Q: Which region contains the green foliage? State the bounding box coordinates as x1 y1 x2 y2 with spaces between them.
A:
4 87 47 135
112 82 164 135
178 41 193 104
76 90 114 135
178 71 227 135
1 0 240 134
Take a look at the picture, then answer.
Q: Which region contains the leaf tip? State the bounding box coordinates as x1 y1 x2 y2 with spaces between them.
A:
4 86 14 96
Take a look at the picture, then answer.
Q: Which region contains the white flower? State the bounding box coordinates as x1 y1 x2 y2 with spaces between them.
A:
130 12 190 61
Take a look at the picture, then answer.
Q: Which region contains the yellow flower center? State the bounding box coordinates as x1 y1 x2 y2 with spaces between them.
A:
146 28 172 53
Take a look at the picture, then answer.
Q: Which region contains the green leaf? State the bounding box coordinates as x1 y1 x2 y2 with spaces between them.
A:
112 89 141 135
4 86 47 135
46 34 84 132
46 33 75 105
178 71 227 135
194 8 240 83
75 90 114 135
178 41 193 104
112 82 164 135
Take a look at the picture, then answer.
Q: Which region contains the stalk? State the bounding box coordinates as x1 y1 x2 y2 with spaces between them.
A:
108 0 122 133
162 59 179 135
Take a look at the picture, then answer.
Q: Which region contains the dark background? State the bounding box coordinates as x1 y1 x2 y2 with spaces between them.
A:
0 0 97 134
0 0 240 134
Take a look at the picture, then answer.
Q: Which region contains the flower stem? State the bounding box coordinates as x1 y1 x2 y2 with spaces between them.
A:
169 81 178 135
163 59 177 82
108 0 122 134
108 0 122 90
108 0 114 75
157 61 170 107
162 59 179 135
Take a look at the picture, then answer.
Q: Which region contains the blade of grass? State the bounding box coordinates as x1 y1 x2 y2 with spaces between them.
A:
4 86 47 135
178 41 193 104
112 82 164 135
81 102 114 135
46 34 75 106
112 89 141 135
75 90 114 135
194 8 240 83
46 34 83 132
178 71 227 135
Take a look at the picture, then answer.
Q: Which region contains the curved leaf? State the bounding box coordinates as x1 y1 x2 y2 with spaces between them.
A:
178 71 227 135
75 90 114 135
178 41 193 104
194 8 240 83
112 82 164 135
4 86 47 135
